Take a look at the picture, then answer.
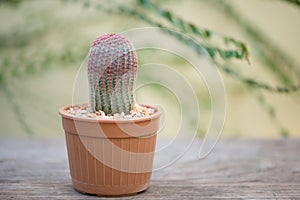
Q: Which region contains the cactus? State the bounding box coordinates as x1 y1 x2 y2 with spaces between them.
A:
87 34 138 115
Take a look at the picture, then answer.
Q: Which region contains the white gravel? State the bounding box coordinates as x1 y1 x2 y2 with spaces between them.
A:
64 104 155 119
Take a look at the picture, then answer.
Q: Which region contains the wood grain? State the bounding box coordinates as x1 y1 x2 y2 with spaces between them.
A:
0 138 299 199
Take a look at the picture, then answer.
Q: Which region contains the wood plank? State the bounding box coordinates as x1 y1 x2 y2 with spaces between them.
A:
0 138 299 199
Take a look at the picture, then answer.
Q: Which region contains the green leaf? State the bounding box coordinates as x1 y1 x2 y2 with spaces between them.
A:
177 18 187 32
162 10 174 23
189 24 200 35
138 0 152 9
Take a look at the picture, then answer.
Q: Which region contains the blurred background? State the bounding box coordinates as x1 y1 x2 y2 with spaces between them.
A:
0 0 299 138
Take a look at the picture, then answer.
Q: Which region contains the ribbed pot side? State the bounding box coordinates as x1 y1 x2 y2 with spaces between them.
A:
59 105 161 197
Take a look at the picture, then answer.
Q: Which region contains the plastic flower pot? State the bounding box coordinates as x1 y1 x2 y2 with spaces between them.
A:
59 104 161 197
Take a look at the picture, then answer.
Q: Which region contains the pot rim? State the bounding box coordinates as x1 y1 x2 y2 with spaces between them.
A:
59 104 162 124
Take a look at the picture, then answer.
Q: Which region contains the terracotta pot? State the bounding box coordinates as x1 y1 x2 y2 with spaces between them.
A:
59 104 161 197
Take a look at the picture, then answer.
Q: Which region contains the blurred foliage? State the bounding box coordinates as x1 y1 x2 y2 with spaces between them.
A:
0 0 299 137
95 0 299 137
0 0 21 7
282 0 300 7
208 0 300 85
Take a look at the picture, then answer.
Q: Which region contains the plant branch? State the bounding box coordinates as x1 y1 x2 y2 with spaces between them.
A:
136 0 250 64
207 0 300 85
218 63 300 93
0 84 34 136
100 4 300 94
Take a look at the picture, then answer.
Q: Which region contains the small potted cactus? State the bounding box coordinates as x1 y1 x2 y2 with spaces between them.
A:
59 34 161 196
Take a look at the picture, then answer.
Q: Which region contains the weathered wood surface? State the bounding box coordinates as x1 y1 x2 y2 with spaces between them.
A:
0 138 299 199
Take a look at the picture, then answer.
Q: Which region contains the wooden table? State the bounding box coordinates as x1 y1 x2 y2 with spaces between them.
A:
0 138 299 199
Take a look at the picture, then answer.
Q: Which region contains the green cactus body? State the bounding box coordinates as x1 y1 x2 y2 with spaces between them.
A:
87 34 137 115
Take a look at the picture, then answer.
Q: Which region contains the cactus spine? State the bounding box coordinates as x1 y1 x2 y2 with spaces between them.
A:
87 34 137 115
